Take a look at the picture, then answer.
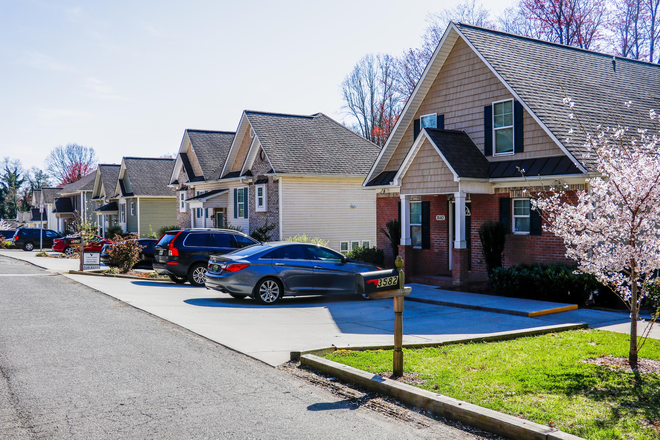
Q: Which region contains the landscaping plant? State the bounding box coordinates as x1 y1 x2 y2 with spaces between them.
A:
346 245 385 266
250 219 276 242
528 99 660 369
107 234 142 273
379 219 401 257
477 220 506 276
284 234 328 247
105 225 123 239
157 224 178 237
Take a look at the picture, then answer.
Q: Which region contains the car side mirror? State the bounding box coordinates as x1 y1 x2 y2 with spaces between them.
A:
341 256 348 264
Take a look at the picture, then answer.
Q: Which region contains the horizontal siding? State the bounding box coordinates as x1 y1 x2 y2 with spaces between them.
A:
127 198 138 233
280 177 376 253
138 198 177 238
401 139 458 195
384 37 564 172
227 184 249 233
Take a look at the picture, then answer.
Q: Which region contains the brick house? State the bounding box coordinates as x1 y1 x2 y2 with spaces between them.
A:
364 23 660 286
91 164 121 237
170 111 381 252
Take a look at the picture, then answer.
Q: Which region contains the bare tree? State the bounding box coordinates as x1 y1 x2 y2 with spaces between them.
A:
644 0 660 62
609 0 645 59
45 144 97 186
499 6 547 38
341 54 402 146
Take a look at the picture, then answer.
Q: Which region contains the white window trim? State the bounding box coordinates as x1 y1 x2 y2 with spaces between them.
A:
410 201 422 249
130 201 135 216
361 240 371 248
512 198 531 235
492 98 515 157
180 191 187 212
255 184 267 212
420 113 437 129
119 203 126 224
350 240 361 251
237 187 246 218
340 241 349 254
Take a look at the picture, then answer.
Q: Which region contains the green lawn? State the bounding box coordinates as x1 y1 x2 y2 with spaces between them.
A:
325 329 660 440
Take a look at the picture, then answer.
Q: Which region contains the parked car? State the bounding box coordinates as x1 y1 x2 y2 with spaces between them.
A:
11 228 62 251
205 242 381 304
53 234 113 256
153 229 259 286
0 229 15 240
100 238 157 269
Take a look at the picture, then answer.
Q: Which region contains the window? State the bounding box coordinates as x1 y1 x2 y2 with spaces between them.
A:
130 202 135 216
233 234 257 248
420 113 437 129
306 246 343 262
183 233 209 247
361 240 370 248
351 241 360 251
196 191 203 218
210 233 232 248
513 199 531 233
410 201 422 247
179 191 187 212
268 245 307 260
236 188 247 218
255 184 267 212
120 204 125 223
340 241 349 254
493 100 514 155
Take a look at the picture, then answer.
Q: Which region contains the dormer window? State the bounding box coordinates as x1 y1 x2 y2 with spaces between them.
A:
420 114 437 129
493 99 514 155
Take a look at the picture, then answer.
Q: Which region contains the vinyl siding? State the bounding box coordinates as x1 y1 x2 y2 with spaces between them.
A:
231 124 254 173
401 139 459 195
138 198 177 238
280 177 376 253
227 184 249 232
384 37 564 172
126 197 138 233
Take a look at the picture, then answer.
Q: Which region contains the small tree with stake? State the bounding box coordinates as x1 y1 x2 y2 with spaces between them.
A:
529 98 660 370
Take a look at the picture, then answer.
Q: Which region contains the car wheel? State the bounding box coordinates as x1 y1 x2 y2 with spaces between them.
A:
169 274 187 284
253 278 283 305
228 293 248 300
64 247 76 257
188 263 207 287
23 241 34 251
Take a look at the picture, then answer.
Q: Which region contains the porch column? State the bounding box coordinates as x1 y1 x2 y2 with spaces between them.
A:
453 192 467 249
400 195 411 246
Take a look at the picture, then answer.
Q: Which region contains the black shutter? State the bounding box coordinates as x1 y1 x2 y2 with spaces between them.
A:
413 119 420 140
514 101 524 153
530 203 542 235
437 114 444 130
484 106 493 156
421 201 431 249
233 188 238 218
397 201 401 224
243 188 248 219
499 197 511 234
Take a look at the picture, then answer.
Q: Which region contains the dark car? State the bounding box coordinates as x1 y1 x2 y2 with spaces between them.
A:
11 228 62 251
205 242 381 304
100 238 157 269
153 229 259 286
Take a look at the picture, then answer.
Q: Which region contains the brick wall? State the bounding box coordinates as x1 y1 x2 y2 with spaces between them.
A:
247 149 280 241
175 168 192 229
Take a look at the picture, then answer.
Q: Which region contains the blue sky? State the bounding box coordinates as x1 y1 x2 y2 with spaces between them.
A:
0 0 512 172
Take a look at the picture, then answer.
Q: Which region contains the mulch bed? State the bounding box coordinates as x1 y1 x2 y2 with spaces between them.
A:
583 355 660 374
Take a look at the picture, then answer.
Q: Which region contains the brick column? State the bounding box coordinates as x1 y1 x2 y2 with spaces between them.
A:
398 245 414 276
452 248 469 286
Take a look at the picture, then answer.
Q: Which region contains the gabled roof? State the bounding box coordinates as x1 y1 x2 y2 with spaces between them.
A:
98 164 121 198
41 188 62 204
223 111 381 178
425 128 490 179
366 22 660 183
187 130 235 180
186 188 228 202
58 170 97 195
120 157 176 197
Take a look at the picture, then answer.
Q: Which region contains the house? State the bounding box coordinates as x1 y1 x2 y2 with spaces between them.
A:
170 111 381 252
114 157 176 237
91 164 121 237
364 22 660 286
51 171 97 232
31 187 64 232
169 129 235 229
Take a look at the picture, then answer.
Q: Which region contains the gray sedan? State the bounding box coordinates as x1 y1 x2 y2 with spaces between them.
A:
205 242 381 304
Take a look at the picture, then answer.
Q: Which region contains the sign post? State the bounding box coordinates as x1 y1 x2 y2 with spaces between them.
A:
39 202 44 252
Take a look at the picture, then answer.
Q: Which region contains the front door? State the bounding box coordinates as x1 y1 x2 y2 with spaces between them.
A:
215 211 225 229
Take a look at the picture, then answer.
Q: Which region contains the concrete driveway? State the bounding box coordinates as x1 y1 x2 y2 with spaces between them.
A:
0 249 640 366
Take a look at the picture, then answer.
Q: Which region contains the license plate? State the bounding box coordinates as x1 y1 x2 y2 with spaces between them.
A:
377 276 398 288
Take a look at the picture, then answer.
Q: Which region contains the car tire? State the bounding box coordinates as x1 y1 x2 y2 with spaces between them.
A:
188 263 207 287
23 241 34 251
64 247 76 257
228 293 248 300
169 274 187 284
253 277 283 305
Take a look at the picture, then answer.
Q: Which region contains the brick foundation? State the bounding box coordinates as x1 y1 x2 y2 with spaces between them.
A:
452 248 469 285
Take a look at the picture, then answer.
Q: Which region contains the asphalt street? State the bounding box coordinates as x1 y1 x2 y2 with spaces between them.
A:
0 255 493 439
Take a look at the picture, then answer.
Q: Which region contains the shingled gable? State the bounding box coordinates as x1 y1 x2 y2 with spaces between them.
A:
92 164 121 200
364 22 660 186
169 129 235 185
116 158 176 197
220 110 381 179
57 170 97 195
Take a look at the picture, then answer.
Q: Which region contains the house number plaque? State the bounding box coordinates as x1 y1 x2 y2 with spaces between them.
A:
436 215 446 221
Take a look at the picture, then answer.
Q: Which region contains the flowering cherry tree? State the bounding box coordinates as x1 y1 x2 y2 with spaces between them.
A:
531 99 660 370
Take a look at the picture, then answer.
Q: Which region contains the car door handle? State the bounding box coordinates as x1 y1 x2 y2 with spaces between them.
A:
275 262 285 266
314 266 322 269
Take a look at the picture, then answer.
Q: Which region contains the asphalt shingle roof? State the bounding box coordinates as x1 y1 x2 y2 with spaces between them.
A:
186 130 235 181
122 158 176 197
455 23 660 171
244 111 381 176
98 164 120 198
58 170 97 194
41 188 62 204
425 128 490 178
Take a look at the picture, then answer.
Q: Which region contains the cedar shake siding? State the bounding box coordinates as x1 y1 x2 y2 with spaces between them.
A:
400 138 458 195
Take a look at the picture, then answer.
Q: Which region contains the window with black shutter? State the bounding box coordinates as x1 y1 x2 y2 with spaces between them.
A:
530 203 542 235
484 106 493 156
421 201 431 249
514 101 524 153
413 119 420 140
499 197 510 233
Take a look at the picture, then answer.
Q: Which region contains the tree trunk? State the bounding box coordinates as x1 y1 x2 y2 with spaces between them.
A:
630 266 639 370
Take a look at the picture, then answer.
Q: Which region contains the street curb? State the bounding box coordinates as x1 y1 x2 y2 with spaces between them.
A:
300 354 585 440
68 270 171 282
405 296 578 318
290 323 588 361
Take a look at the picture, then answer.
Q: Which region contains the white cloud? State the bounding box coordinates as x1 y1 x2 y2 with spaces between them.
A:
80 77 130 101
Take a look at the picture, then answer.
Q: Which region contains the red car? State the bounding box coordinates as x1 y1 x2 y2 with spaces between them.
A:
53 235 113 256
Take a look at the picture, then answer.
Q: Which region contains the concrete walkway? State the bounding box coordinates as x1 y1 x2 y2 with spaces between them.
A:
1 249 655 366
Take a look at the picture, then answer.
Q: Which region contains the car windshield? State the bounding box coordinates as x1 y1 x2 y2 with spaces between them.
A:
156 232 179 247
224 244 271 258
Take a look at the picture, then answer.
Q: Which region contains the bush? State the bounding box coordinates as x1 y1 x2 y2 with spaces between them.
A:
490 263 602 304
105 225 123 239
478 221 506 276
645 279 660 315
107 235 143 273
223 224 245 233
379 219 401 257
250 220 276 242
347 245 385 266
284 234 329 247
157 224 178 237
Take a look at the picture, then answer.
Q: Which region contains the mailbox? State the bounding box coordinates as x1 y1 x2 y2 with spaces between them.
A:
359 268 400 296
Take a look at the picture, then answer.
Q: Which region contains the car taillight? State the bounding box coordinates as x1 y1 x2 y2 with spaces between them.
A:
167 231 183 257
14 236 18 241
225 263 249 273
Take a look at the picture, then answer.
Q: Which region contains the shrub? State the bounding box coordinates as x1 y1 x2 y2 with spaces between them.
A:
284 234 329 247
250 220 276 242
157 224 178 237
490 263 602 304
105 225 123 239
347 245 385 266
478 221 506 276
645 278 660 315
378 219 401 257
223 224 245 233
107 234 143 273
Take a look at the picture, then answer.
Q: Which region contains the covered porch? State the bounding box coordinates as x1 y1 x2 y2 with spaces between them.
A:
185 189 229 229
94 201 118 238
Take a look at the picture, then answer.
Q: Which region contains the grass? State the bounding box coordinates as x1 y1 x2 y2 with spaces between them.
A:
325 329 660 440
